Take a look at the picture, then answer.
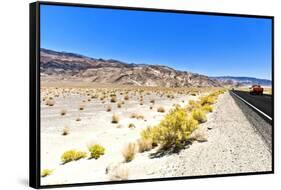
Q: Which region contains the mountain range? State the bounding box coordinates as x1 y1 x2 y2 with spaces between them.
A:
211 76 272 87
40 48 271 87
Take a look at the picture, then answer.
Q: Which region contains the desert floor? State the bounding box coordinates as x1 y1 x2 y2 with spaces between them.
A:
40 87 271 185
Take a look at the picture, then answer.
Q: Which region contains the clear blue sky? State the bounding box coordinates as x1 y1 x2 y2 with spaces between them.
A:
40 4 272 80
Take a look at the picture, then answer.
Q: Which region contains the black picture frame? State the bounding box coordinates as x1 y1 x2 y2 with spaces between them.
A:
29 1 274 189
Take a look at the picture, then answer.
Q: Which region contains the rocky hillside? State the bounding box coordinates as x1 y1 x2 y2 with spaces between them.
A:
40 48 221 87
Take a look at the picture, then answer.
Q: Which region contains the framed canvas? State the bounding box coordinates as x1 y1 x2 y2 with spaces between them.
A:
29 1 274 188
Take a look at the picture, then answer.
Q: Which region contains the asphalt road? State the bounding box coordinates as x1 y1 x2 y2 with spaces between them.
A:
231 90 272 118
230 90 272 150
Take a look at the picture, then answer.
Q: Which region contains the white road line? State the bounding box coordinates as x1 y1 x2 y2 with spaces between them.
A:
231 91 272 121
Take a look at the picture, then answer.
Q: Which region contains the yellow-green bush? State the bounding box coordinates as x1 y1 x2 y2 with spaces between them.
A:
61 150 87 164
41 169 53 177
88 144 105 159
192 108 207 123
141 107 198 149
200 96 215 106
202 104 213 112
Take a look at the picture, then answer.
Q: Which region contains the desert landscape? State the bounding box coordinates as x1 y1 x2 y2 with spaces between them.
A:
40 49 272 185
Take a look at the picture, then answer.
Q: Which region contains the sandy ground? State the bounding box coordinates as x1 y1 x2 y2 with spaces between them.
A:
41 89 271 185
137 92 271 178
40 87 199 185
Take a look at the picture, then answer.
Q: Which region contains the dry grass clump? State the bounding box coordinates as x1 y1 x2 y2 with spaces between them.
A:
79 105 85 111
137 138 153 153
106 106 112 112
130 113 138 119
112 114 119 124
106 163 129 181
117 102 122 108
190 92 197 96
130 113 144 120
62 127 69 136
122 143 136 162
128 123 136 128
88 144 105 159
157 107 165 113
110 96 117 103
41 169 53 177
61 150 87 164
45 99 55 106
60 109 67 116
192 108 207 123
124 95 129 100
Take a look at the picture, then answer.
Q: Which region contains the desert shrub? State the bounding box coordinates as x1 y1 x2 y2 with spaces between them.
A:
190 92 197 96
141 107 198 150
60 109 67 116
122 143 136 162
112 114 119 124
130 113 144 120
61 150 87 164
117 102 122 108
202 104 213 113
46 99 55 106
130 113 138 118
192 108 207 123
62 127 69 136
41 169 53 177
88 144 105 159
106 106 112 112
74 151 88 160
137 138 152 153
140 101 143 105
150 99 155 104
106 163 129 181
128 123 135 128
111 96 117 103
200 96 215 106
76 117 81 122
140 127 159 147
79 105 85 111
136 115 144 120
150 106 153 110
157 107 165 113
156 108 198 149
187 100 201 111
124 95 129 100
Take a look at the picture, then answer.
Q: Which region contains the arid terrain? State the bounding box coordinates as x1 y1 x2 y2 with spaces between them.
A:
39 49 272 185
40 85 271 185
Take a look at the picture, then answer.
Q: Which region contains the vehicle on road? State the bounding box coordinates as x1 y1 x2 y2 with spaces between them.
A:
250 85 263 95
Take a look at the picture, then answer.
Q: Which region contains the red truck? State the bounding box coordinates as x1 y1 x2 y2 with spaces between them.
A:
250 85 263 95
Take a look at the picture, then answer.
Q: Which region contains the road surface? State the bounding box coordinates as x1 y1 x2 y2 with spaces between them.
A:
231 90 272 119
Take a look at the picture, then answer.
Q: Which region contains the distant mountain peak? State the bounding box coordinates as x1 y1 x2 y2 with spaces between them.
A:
40 48 221 87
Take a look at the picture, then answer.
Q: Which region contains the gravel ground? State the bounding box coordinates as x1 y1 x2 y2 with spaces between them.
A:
154 92 272 177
